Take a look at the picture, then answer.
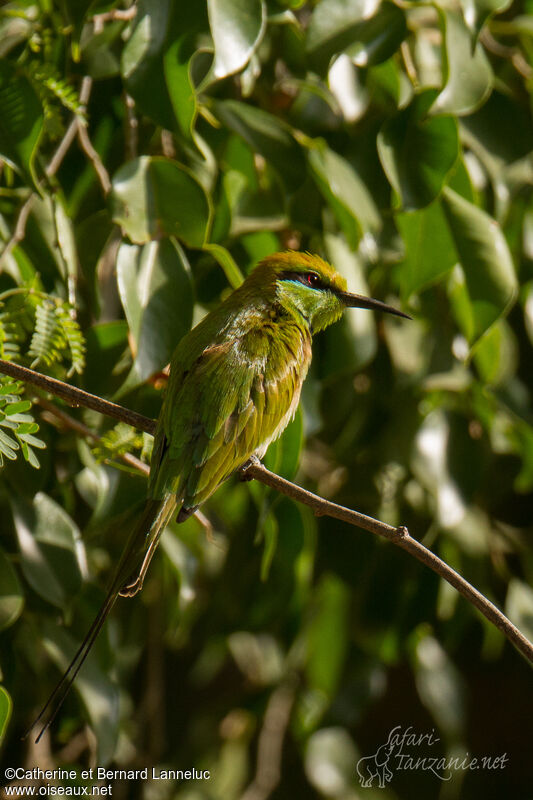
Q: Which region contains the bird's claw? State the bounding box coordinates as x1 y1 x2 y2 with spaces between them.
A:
239 455 261 481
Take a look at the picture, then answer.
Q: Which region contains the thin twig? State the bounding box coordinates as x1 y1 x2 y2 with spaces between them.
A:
480 29 533 81
124 94 138 160
0 359 155 435
0 77 94 269
1 359 533 666
241 682 296 800
91 5 137 26
76 118 112 197
36 394 213 536
37 395 149 475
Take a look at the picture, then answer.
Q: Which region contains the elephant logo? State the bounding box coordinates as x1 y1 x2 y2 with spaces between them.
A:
356 736 396 788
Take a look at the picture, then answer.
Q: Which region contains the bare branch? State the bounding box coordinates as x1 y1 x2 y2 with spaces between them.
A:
241 682 296 800
0 76 94 269
91 5 137 26
0 359 155 435
1 358 533 667
36 395 149 476
124 94 139 160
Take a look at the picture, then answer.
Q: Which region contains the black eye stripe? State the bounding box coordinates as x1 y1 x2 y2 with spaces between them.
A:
279 270 329 291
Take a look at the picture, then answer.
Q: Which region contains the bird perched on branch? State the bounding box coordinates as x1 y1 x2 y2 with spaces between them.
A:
31 250 410 738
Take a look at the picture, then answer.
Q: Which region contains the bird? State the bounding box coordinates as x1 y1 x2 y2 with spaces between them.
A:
30 250 410 739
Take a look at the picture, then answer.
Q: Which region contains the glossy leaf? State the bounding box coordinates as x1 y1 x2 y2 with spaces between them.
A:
323 232 377 371
0 685 12 743
0 60 43 189
305 574 350 697
308 142 381 247
213 100 306 191
396 201 457 297
431 10 492 116
306 0 381 72
117 238 194 383
121 0 175 130
378 90 459 210
506 580 533 645
12 493 85 609
413 634 465 738
164 34 198 141
204 243 244 288
0 546 24 631
111 156 212 246
345 1 407 67
442 187 517 343
208 0 266 79
461 0 513 38
264 408 303 480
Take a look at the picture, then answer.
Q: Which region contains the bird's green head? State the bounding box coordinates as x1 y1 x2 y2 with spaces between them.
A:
250 251 409 333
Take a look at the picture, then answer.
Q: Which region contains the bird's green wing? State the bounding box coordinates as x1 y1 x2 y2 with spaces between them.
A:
149 322 310 509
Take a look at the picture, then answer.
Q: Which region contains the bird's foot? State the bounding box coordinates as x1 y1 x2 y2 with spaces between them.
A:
239 455 261 482
119 576 144 598
177 504 198 523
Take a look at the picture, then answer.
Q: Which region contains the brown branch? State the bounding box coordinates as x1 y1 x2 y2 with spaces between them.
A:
0 359 155 435
36 395 149 476
91 5 137 25
0 76 93 269
2 359 533 666
240 682 296 800
35 394 214 538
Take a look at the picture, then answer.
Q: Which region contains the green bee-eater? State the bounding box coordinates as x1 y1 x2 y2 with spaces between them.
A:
32 251 409 737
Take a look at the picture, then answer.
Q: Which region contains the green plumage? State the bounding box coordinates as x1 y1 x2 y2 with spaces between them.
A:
33 251 409 736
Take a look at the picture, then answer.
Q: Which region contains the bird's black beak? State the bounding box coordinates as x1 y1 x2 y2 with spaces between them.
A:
337 290 411 320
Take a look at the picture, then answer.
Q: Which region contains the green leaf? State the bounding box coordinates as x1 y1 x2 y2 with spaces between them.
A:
212 100 306 192
111 156 212 246
473 319 516 385
461 0 513 39
307 141 381 247
117 238 194 384
0 546 24 631
442 187 518 344
208 0 266 80
12 493 85 609
263 408 303 480
204 243 245 288
322 232 378 371
378 90 459 210
506 580 533 651
0 685 12 743
0 60 43 189
60 0 98 54
431 10 492 117
306 574 350 698
413 633 465 738
396 201 457 297
344 1 407 67
121 0 175 130
306 0 381 72
164 34 198 141
41 621 119 765
0 428 19 462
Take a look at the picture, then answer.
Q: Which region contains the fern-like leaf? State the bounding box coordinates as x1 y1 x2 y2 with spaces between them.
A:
92 423 146 465
53 304 86 377
28 299 85 376
0 378 45 469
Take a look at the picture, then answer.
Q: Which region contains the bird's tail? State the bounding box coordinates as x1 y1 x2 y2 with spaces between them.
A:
28 493 178 742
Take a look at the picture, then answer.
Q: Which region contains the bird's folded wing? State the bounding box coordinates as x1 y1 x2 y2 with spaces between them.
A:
149 325 307 508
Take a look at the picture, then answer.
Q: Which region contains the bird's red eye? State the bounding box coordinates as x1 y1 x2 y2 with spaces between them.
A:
307 273 320 287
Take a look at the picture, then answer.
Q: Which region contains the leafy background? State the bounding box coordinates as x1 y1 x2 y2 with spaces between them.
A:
1 0 533 797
